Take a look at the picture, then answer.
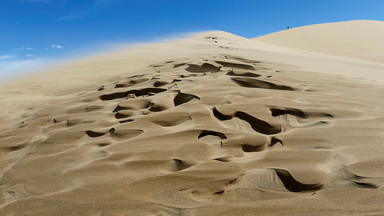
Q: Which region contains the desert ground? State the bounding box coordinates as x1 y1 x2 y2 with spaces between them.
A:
0 20 384 215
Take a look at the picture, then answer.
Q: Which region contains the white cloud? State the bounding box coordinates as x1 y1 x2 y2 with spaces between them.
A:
58 12 90 21
0 55 15 60
51 44 64 49
0 57 44 72
0 57 53 82
19 47 33 51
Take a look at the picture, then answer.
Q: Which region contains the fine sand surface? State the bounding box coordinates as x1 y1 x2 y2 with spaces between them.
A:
0 20 384 215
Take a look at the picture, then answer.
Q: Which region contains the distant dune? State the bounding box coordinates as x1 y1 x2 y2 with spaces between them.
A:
0 21 383 215
255 20 384 63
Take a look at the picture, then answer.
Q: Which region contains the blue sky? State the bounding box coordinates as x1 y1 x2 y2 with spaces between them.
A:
1 0 384 79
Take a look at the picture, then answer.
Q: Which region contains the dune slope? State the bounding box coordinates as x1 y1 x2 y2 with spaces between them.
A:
255 20 384 63
0 23 384 215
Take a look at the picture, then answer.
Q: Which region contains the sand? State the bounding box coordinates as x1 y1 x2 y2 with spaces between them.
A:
0 20 383 215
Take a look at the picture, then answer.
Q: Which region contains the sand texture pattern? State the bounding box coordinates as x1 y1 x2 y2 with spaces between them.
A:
0 21 384 215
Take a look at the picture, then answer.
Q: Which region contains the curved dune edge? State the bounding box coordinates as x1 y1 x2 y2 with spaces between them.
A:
1 23 384 215
255 20 384 63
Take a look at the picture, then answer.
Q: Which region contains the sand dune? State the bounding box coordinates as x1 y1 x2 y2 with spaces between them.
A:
255 20 384 63
0 21 384 215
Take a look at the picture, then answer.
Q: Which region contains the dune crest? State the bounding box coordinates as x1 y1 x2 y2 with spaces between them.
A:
1 21 384 215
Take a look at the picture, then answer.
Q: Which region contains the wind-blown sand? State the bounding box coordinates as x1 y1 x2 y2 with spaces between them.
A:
0 20 383 215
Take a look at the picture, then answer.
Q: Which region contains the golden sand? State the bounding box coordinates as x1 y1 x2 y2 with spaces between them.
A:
0 20 383 215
